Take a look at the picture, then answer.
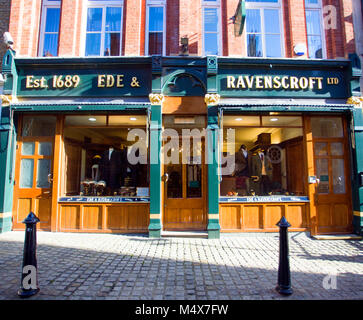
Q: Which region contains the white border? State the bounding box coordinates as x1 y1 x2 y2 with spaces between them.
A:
305 0 327 59
145 0 166 56
82 0 124 57
202 0 222 56
245 0 285 58
38 0 61 57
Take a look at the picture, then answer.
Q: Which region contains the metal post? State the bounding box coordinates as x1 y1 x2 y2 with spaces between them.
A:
276 216 293 295
18 212 40 298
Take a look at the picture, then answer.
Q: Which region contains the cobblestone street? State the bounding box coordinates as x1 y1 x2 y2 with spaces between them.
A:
0 231 362 300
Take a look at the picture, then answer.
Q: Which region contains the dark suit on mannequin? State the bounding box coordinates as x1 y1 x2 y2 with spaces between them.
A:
249 149 272 195
100 147 122 190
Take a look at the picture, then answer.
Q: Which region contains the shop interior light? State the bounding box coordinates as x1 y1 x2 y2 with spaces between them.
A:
88 117 97 122
130 117 137 121
235 118 243 121
270 118 279 122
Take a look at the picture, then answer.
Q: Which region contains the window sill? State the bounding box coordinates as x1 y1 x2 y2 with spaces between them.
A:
58 196 150 203
219 196 309 203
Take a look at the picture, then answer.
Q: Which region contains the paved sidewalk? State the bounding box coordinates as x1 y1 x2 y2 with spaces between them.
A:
0 231 362 300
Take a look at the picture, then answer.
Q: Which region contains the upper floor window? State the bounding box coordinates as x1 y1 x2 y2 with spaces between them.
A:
85 1 123 56
245 0 283 58
39 0 61 57
146 0 166 55
202 0 221 56
305 0 325 58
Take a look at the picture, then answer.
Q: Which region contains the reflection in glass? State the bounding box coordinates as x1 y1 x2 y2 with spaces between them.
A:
38 142 52 156
204 8 218 32
314 142 328 156
42 8 60 57
316 158 329 194
20 159 34 188
204 33 218 55
265 34 281 57
332 159 345 194
166 164 182 198
246 9 261 33
22 142 35 156
311 118 343 138
331 142 344 156
87 8 102 31
306 9 323 58
105 7 122 32
22 116 56 137
247 34 262 57
37 159 51 188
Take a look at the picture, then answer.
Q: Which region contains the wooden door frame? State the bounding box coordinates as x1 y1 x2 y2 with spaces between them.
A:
162 134 207 231
304 114 353 235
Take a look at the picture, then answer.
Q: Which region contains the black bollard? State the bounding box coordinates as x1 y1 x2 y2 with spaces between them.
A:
18 212 40 298
275 216 293 295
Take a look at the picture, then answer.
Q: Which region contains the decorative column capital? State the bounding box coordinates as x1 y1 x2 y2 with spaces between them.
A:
0 94 17 107
149 93 164 105
204 93 220 106
347 96 363 107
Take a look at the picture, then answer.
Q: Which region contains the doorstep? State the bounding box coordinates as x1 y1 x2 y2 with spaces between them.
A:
312 234 362 240
161 231 209 239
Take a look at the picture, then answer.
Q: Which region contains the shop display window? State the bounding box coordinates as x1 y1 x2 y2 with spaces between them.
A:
63 114 149 198
221 114 306 197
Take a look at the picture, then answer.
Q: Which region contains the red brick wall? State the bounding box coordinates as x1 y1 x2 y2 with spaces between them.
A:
6 0 356 59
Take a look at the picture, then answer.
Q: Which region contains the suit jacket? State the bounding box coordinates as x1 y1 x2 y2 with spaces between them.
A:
234 150 249 176
249 152 272 178
100 149 122 188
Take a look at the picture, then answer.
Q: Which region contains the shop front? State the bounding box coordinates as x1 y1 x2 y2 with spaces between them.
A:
0 51 362 238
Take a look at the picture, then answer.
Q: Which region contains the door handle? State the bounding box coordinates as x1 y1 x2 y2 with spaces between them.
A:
162 173 169 183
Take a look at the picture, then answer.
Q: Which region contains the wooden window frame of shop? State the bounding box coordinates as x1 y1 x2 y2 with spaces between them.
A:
219 113 310 232
304 114 353 235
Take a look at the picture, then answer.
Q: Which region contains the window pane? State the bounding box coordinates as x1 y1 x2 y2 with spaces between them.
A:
20 159 34 188
316 158 329 194
167 163 183 198
311 118 343 138
332 159 345 194
306 10 321 35
247 34 262 57
87 8 102 32
314 142 328 156
37 159 51 188
85 33 101 56
22 142 35 156
43 33 59 57
149 7 163 32
331 142 344 156
104 33 120 56
105 7 122 32
307 35 322 58
305 0 319 5
204 33 218 55
264 9 280 34
38 142 52 156
246 0 278 2
22 116 56 137
265 34 281 57
148 32 163 55
45 8 60 33
246 9 261 33
204 8 218 32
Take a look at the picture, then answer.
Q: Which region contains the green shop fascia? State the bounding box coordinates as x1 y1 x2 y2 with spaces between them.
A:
0 49 362 238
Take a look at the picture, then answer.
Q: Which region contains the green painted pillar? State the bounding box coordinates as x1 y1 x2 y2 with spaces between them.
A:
0 106 15 233
206 96 221 239
351 99 363 235
148 95 163 238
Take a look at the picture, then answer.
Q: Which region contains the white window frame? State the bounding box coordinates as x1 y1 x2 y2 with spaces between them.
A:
145 0 166 56
245 0 285 58
202 0 222 56
38 0 61 57
83 0 124 57
305 0 327 59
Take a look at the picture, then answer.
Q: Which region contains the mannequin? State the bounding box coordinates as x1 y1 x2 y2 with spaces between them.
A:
249 146 272 195
91 155 101 181
234 144 249 195
100 145 122 193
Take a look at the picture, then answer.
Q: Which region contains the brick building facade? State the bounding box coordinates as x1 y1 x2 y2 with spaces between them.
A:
5 0 359 60
0 0 11 72
1 1 363 238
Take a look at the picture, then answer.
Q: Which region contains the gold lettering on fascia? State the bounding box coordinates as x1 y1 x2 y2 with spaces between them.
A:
25 74 141 90
226 75 339 90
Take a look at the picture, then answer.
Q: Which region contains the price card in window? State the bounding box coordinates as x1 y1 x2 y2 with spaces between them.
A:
137 188 149 197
